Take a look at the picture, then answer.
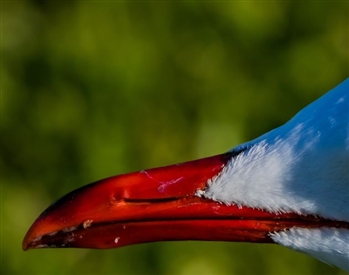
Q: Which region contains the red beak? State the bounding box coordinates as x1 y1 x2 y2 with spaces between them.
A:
22 153 322 250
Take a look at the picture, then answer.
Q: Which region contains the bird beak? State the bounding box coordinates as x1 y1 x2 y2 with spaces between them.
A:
23 153 304 250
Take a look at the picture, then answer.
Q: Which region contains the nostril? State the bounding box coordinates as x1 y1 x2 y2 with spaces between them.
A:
111 188 131 203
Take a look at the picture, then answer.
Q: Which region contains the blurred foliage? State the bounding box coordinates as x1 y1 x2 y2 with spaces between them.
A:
1 1 348 275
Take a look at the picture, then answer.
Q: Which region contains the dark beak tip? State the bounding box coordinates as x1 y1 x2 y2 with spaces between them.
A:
22 239 32 251
22 233 36 251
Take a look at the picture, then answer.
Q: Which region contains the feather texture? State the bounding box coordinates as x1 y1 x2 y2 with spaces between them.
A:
199 78 349 270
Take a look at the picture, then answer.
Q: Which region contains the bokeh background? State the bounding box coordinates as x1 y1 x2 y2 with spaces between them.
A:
1 1 348 275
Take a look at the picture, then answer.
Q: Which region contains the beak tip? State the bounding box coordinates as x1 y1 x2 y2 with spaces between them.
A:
22 231 36 251
22 239 31 251
22 221 45 251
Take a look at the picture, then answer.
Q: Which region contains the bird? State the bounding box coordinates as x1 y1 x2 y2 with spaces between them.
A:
23 78 349 271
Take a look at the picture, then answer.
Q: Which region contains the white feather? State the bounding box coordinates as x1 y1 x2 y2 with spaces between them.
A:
271 228 349 272
198 78 349 270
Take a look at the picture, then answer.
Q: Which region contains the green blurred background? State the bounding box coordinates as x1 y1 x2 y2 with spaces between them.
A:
1 1 348 274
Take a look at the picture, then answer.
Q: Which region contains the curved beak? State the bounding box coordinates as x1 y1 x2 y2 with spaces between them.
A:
23 153 311 250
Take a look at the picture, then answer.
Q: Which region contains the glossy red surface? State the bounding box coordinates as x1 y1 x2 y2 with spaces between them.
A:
23 152 348 250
